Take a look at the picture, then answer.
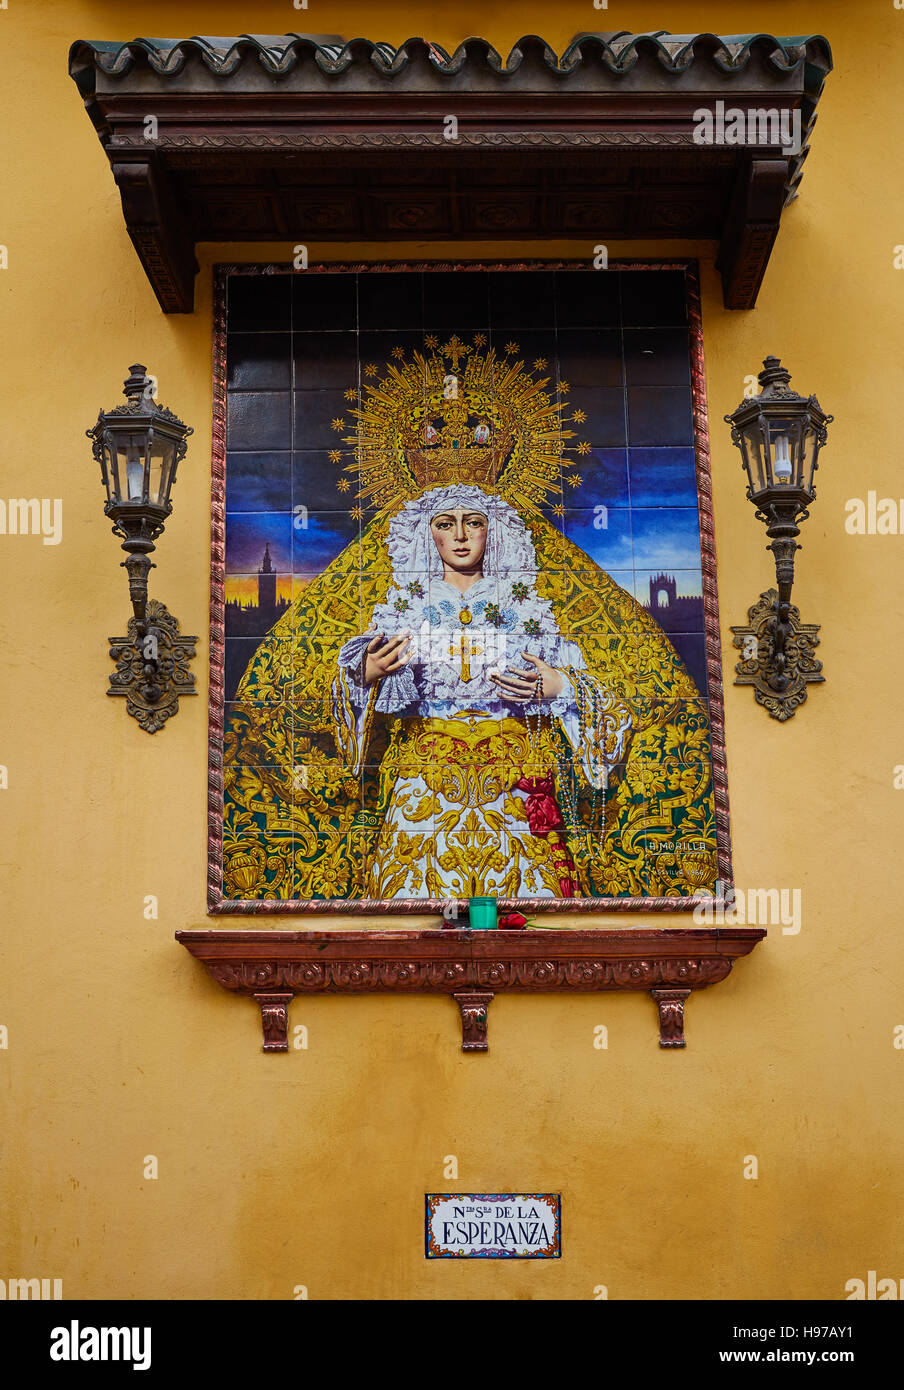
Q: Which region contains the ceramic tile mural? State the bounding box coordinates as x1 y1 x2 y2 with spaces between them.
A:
217 266 725 906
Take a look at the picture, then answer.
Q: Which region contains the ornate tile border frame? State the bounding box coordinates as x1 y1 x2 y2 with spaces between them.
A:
206 258 733 917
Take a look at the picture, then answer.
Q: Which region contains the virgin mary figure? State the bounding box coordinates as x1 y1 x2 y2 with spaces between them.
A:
222 338 718 905
331 483 632 899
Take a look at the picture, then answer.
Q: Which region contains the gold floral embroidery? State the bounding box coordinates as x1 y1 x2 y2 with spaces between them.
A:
223 510 717 901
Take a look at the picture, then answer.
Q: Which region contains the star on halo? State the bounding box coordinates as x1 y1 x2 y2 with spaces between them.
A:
442 335 472 369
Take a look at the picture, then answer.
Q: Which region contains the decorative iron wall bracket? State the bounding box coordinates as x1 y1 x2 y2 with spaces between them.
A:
108 597 197 732
176 928 765 1053
731 587 823 721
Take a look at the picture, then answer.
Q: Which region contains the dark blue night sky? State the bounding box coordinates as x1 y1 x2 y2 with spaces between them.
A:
224 268 708 694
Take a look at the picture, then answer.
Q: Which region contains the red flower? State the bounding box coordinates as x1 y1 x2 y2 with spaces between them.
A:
499 912 528 929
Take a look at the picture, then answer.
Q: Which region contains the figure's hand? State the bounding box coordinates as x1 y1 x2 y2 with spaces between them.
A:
490 651 564 704
364 632 411 687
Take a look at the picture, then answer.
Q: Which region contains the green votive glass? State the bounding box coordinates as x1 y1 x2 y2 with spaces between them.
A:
469 897 498 930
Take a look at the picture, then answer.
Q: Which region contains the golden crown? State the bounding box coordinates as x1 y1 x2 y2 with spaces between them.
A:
337 338 581 518
403 400 514 488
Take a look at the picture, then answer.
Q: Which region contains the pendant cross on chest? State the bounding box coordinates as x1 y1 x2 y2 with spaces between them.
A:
452 607 482 683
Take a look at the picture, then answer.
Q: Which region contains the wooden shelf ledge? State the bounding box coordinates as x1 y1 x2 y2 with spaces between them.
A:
176 927 765 1052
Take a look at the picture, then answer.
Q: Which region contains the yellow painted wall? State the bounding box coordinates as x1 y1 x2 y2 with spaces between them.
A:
1 0 901 1299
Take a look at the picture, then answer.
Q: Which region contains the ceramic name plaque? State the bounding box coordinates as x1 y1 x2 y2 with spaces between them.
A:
425 1193 561 1259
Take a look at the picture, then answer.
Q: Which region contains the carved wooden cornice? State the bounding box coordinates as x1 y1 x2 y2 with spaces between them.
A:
176 928 765 1052
67 31 832 312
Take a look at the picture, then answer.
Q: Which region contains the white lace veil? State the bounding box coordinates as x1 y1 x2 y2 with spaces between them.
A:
386 486 537 580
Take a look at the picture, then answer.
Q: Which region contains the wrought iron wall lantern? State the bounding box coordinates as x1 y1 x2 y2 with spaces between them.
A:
88 365 197 732
725 357 832 721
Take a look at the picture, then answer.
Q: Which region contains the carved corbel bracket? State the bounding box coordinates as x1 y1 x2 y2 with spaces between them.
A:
717 157 788 309
651 987 692 1047
453 990 493 1052
111 155 199 312
254 992 294 1052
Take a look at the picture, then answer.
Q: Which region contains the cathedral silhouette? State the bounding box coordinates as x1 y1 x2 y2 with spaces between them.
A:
225 543 291 699
225 543 290 639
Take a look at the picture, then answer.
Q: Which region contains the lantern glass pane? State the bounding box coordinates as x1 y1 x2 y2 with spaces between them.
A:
114 433 148 503
803 426 822 494
147 436 176 507
768 417 804 487
101 438 117 504
745 425 767 492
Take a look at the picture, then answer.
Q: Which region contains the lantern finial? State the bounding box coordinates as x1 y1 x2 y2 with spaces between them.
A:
757 356 792 392
123 364 151 402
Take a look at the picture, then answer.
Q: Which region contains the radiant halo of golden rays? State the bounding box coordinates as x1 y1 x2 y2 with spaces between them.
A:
331 335 588 519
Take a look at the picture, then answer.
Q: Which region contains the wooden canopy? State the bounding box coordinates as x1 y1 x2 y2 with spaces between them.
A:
68 31 832 313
